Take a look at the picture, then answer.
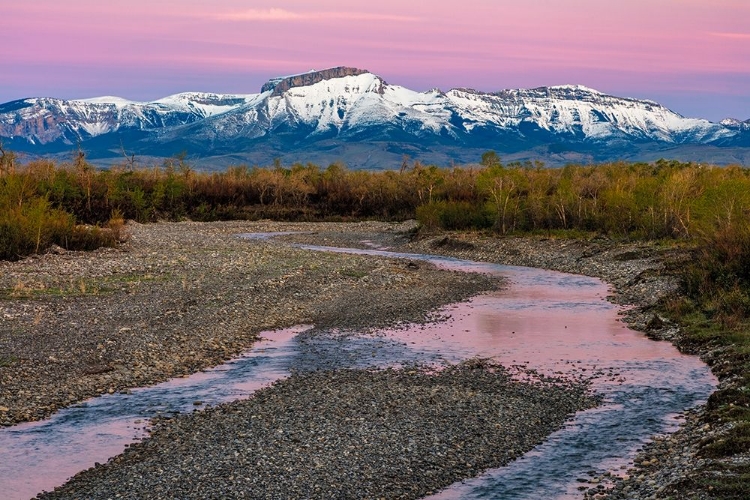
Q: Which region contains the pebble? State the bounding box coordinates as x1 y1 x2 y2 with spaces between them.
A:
0 221 497 428
38 362 598 499
1 221 736 498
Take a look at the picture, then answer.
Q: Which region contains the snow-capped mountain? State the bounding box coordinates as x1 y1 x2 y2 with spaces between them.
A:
1 67 747 167
167 70 734 145
0 92 256 145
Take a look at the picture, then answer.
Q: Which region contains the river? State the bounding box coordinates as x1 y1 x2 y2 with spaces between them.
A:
0 241 716 499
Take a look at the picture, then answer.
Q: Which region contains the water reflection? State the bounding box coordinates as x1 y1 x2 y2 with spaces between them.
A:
0 326 306 500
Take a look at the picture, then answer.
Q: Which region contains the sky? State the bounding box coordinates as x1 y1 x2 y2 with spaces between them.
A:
1 0 748 121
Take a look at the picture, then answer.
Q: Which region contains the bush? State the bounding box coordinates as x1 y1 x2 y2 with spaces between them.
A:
68 225 118 251
417 201 492 231
0 197 75 260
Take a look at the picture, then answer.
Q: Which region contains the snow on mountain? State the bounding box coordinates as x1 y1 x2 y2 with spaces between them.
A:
443 86 730 143
151 92 257 118
194 72 454 141
77 96 137 109
0 92 255 145
0 67 745 160
720 117 750 130
185 70 732 147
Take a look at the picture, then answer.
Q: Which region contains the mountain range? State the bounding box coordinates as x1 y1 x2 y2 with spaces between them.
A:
1 66 748 169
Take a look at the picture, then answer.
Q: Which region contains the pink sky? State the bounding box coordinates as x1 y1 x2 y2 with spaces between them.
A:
2 0 748 120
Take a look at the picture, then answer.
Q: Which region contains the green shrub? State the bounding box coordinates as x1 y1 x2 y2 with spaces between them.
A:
0 197 75 260
67 225 118 251
417 201 492 231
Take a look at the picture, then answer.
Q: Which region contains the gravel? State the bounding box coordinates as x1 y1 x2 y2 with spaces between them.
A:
2 221 729 499
37 361 597 499
283 228 737 499
0 220 497 427
388 231 734 500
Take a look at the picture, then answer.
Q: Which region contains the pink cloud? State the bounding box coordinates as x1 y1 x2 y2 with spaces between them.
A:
0 0 748 121
216 8 303 21
710 32 750 40
215 8 418 22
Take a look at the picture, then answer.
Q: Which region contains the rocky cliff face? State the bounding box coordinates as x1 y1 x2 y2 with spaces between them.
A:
261 67 373 96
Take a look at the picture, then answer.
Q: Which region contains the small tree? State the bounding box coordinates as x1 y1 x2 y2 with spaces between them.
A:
0 141 17 176
480 150 501 168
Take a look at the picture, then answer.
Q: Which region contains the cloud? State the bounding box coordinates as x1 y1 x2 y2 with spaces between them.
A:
710 32 750 40
217 8 301 21
217 9 417 23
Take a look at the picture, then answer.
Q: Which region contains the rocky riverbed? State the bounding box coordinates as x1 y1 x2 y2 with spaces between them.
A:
37 361 597 499
0 221 736 498
282 227 745 499
0 221 500 427
382 229 740 500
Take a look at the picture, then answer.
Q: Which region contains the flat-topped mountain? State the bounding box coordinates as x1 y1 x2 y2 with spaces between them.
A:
260 67 373 95
1 67 748 168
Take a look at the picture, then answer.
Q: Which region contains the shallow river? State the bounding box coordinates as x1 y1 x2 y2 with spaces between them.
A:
0 241 716 499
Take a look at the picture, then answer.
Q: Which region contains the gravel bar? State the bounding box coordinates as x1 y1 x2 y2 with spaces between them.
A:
283 228 738 499
37 361 597 499
0 220 498 427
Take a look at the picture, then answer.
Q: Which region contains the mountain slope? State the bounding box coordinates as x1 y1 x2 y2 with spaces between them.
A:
0 92 256 145
0 67 747 167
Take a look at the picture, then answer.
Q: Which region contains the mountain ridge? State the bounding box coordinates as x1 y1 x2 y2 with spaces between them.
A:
1 67 748 168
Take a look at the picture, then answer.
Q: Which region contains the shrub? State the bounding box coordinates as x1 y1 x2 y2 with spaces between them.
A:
0 197 74 260
417 201 493 231
68 225 118 251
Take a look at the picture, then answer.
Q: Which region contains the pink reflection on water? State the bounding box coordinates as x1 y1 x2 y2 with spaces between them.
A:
0 326 304 500
384 264 692 380
399 292 676 369
3 418 147 500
